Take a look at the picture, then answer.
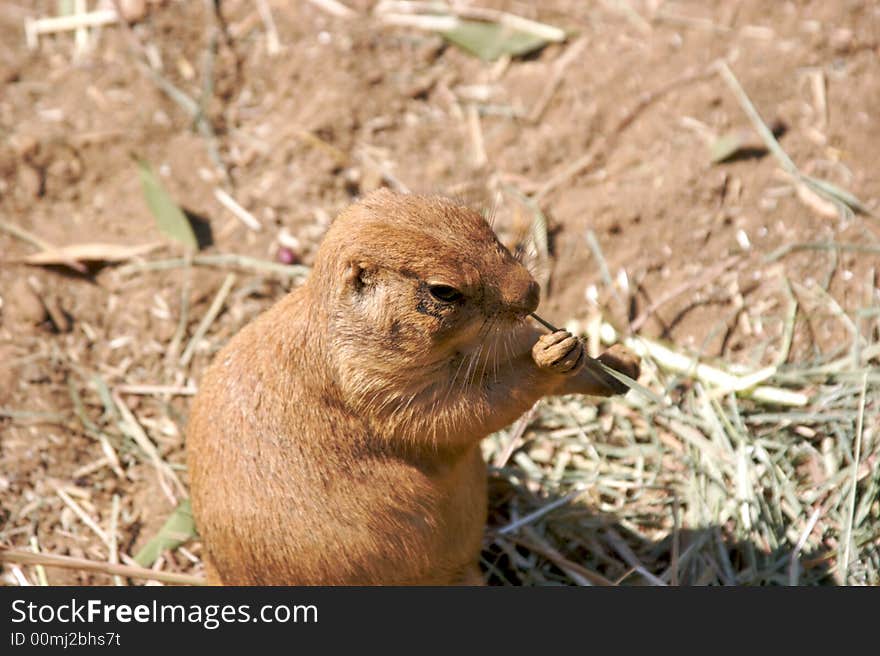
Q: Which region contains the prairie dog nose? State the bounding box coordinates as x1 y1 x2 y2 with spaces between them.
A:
502 270 540 315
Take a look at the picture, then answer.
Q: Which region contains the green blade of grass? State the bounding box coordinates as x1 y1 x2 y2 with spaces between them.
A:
716 61 873 218
442 20 550 61
133 499 197 568
137 159 198 251
710 130 749 163
596 360 668 406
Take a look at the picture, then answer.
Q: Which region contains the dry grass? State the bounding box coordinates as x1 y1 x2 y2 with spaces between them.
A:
3 238 876 587
481 322 877 585
1 0 878 587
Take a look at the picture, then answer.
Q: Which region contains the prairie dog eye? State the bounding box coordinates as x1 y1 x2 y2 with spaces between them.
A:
427 284 463 303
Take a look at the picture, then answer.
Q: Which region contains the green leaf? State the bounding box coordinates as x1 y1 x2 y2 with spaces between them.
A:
709 131 748 163
137 159 198 250
133 498 197 567
442 20 549 61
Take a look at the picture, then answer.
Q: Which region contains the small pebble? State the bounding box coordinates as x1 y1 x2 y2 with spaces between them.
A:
276 247 298 265
118 0 147 23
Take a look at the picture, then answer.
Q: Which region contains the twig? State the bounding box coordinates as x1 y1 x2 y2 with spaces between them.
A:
792 175 839 219
671 495 680 586
808 69 828 131
497 486 588 535
507 532 615 586
775 278 797 367
466 104 487 169
115 384 198 396
493 403 539 468
29 537 48 587
73 0 89 57
69 379 125 479
715 61 796 173
214 188 262 231
53 484 111 549
24 9 118 50
306 0 356 18
448 2 566 42
379 13 459 30
112 392 186 503
256 0 281 55
9 567 31 586
0 408 68 423
180 273 237 367
109 494 124 586
599 322 809 406
375 2 566 42
788 506 821 586
841 372 867 583
528 313 559 333
0 219 54 251
585 229 627 318
604 528 667 586
530 312 651 399
72 457 111 479
164 255 192 368
0 547 204 586
790 280 860 344
0 220 87 273
716 60 871 217
116 253 310 279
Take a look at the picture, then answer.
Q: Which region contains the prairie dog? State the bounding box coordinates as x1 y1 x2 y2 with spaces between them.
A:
186 189 639 585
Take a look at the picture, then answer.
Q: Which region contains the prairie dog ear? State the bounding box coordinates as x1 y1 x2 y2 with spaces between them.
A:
343 259 375 294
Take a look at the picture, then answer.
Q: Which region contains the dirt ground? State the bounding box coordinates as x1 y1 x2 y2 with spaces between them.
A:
1 0 878 585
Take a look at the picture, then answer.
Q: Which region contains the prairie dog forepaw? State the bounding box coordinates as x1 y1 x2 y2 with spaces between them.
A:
532 330 584 374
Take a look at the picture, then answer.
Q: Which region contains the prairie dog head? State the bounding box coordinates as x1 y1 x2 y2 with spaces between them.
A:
311 189 539 385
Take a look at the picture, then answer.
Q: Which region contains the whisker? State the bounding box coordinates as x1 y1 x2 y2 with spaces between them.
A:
478 315 501 388
490 323 500 384
464 342 483 395
469 316 496 390
461 317 487 397
446 349 470 405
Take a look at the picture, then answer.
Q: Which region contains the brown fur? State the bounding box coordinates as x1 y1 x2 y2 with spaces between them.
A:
186 189 639 585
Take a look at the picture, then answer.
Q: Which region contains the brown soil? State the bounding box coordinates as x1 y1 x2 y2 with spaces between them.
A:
1 0 878 584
